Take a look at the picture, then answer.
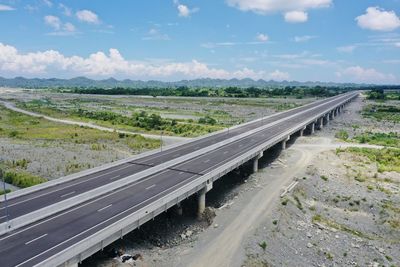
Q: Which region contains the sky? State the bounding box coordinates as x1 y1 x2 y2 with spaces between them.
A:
0 0 400 84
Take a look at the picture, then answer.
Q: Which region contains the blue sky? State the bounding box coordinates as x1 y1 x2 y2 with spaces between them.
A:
0 0 400 84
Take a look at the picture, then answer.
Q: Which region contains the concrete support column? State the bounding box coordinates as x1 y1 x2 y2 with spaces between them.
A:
197 187 206 219
176 203 183 216
281 136 290 150
252 151 263 173
310 123 315 134
319 117 323 129
300 126 306 137
325 114 330 126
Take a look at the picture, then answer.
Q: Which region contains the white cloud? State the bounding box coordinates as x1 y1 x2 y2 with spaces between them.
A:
76 10 100 24
395 42 400 47
0 42 286 80
268 70 290 81
0 4 15 11
142 28 170 41
294 35 316 42
59 3 72 16
177 4 198 17
63 23 76 32
178 4 190 17
44 16 77 36
226 0 331 14
337 45 356 53
42 0 53 7
337 66 396 83
356 7 400 32
256 33 269 42
44 15 61 30
284 11 308 23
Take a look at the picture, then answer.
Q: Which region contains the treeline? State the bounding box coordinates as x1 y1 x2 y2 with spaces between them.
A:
65 86 357 98
367 88 400 100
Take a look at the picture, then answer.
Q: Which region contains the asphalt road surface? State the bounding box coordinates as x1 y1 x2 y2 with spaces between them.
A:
0 92 358 267
0 93 353 223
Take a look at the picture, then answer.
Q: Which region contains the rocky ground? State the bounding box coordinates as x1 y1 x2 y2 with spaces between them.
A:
80 94 399 267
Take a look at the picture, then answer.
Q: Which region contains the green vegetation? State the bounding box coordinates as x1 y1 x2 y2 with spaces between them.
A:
0 105 160 149
0 189 11 195
353 132 400 148
337 147 400 173
18 101 223 137
66 86 349 98
312 214 371 239
335 130 349 141
320 175 328 181
362 104 400 123
366 89 400 101
293 195 304 211
3 170 47 188
258 241 267 251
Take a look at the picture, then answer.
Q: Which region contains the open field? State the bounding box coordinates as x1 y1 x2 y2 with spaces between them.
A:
0 103 160 188
0 88 314 137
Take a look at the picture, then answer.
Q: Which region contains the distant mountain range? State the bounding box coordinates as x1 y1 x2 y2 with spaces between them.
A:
0 76 371 89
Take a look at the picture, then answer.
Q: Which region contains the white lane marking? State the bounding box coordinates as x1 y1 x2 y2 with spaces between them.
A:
5 94 355 251
97 205 112 212
0 164 132 210
204 159 210 163
10 95 356 265
0 215 7 220
109 175 121 181
0 169 172 243
60 191 75 198
239 144 243 147
130 93 352 165
25 234 47 245
179 172 185 175
223 151 229 154
14 175 192 267
146 184 156 190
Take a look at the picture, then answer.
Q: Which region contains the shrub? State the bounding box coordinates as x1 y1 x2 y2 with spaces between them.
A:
4 171 47 188
335 130 349 140
258 241 267 251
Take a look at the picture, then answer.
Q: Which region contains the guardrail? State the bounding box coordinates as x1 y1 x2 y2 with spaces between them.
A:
0 93 356 235
36 93 358 267
0 93 349 202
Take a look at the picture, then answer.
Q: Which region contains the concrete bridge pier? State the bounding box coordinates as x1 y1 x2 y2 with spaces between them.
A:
281 136 290 150
197 181 213 219
325 114 330 126
299 126 306 137
318 117 323 129
176 203 183 216
310 123 315 134
252 151 263 173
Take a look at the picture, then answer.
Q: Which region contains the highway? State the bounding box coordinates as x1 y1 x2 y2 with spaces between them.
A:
0 93 353 223
0 92 358 267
